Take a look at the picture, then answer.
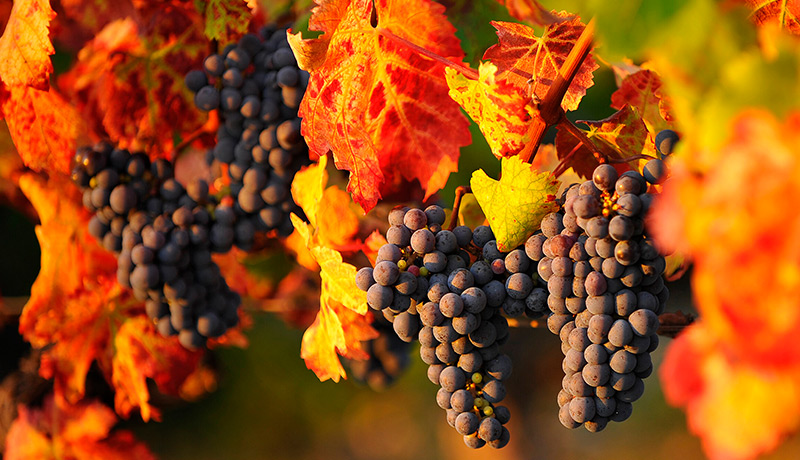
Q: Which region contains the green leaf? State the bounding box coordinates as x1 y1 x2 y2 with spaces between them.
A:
194 0 251 42
470 156 560 252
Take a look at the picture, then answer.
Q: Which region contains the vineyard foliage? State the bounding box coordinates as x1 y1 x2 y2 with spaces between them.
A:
0 0 799 459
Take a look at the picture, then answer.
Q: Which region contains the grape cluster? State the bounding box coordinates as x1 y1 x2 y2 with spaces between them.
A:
71 142 241 349
355 205 551 448
348 315 412 390
524 161 668 431
185 27 310 239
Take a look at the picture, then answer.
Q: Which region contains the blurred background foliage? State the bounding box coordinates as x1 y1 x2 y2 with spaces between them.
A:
2 0 800 458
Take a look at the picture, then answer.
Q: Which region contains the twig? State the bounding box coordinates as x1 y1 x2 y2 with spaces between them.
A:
657 311 696 338
519 18 596 163
376 27 480 80
447 185 472 231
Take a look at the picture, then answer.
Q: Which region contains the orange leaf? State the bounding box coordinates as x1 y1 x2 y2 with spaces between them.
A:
495 0 569 26
483 15 598 111
288 0 471 211
0 0 55 90
17 173 203 419
5 397 156 460
653 110 800 459
300 301 376 382
610 68 673 133
746 0 800 34
661 325 800 460
18 173 123 403
362 229 387 266
554 105 650 178
112 317 203 421
1 86 84 174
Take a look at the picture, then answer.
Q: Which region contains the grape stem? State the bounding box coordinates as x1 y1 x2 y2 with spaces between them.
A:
171 111 220 160
507 310 696 338
519 18 596 163
447 185 472 231
376 27 479 80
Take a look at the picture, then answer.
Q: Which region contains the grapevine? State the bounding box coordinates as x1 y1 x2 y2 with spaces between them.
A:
0 1 799 459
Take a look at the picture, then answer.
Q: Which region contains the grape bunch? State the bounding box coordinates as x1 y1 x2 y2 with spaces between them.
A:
355 205 550 448
185 27 311 239
348 315 413 391
71 142 241 349
524 161 669 431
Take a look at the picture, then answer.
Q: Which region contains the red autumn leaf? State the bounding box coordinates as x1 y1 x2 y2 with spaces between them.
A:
288 0 471 212
58 15 209 161
483 15 598 111
5 396 155 460
112 317 203 422
0 85 84 175
495 0 569 27
746 0 800 34
0 0 55 90
554 105 650 178
610 68 673 133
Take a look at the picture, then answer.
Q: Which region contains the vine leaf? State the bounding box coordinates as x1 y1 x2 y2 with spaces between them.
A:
483 14 598 111
287 0 471 212
194 0 253 42
446 62 533 159
611 66 673 133
495 0 569 26
289 158 377 382
0 0 55 90
58 17 208 161
554 105 650 178
112 317 203 422
0 86 84 175
470 156 559 252
17 174 206 420
5 396 156 460
746 0 800 34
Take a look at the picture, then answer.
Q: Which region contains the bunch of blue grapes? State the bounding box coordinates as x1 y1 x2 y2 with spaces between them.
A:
71 142 241 349
185 26 310 239
355 205 550 448
525 160 669 431
348 315 413 390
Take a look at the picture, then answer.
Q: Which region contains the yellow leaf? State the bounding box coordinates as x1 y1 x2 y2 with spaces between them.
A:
446 62 533 158
470 156 559 252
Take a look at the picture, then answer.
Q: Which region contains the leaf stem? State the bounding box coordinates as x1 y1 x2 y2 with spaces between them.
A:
447 185 472 230
376 27 479 80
